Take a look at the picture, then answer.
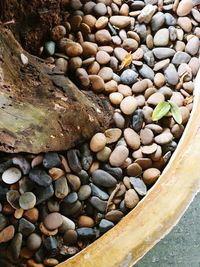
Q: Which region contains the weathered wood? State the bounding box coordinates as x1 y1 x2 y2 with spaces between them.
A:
0 26 113 153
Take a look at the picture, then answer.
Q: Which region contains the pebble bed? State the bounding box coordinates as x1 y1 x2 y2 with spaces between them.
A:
1 0 200 266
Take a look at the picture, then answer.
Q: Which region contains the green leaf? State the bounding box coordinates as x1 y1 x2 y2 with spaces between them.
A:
168 101 182 124
152 101 171 121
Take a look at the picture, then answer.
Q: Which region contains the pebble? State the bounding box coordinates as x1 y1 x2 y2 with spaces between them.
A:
153 48 175 59
90 196 107 213
95 16 109 29
34 185 54 205
153 28 169 46
65 42 83 57
104 128 122 144
138 4 157 24
151 12 165 32
113 112 125 128
18 218 35 236
24 208 39 223
59 216 75 232
177 17 192 33
63 229 78 245
147 92 165 106
63 192 78 205
110 16 131 28
89 74 105 92
95 29 112 44
12 156 30 175
132 109 144 132
127 163 143 176
99 219 114 233
139 64 155 81
19 192 36 210
120 96 137 115
10 232 23 260
78 185 91 201
97 147 112 162
96 51 110 65
185 36 200 56
27 233 42 251
43 236 57 252
45 41 55 56
130 177 147 196
43 152 61 169
120 69 138 85
29 168 52 187
77 227 96 239
67 149 82 173
55 176 69 199
98 67 113 81
114 47 128 61
177 0 193 16
164 64 179 85
124 189 140 209
124 128 141 150
0 224 15 244
6 190 20 209
164 13 177 26
48 168 65 181
141 143 158 154
109 92 123 105
143 168 161 185
105 210 124 222
90 183 109 200
92 169 117 187
90 133 107 152
109 145 129 167
78 215 95 228
43 259 59 266
155 132 173 145
82 42 97 57
172 51 191 65
2 167 21 184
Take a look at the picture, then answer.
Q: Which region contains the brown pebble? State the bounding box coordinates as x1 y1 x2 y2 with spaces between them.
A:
48 168 65 181
105 210 124 222
39 223 58 236
124 128 141 150
0 225 15 243
141 143 158 154
89 74 105 92
20 247 34 259
135 158 152 170
124 189 139 209
14 208 24 219
43 258 59 267
24 208 39 223
90 132 107 152
105 80 118 93
78 215 95 227
43 212 63 230
140 128 154 145
89 161 100 174
105 128 122 144
127 163 142 176
63 229 78 245
109 145 129 167
123 176 132 189
82 41 98 57
31 155 44 168
143 168 161 185
64 174 80 193
96 50 111 65
65 42 83 57
27 259 44 267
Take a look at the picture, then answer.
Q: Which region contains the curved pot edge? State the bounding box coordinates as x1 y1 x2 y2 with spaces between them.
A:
57 69 200 267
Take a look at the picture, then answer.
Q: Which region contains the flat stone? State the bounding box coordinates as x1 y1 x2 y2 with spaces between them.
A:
105 128 122 144
18 218 35 236
141 143 158 154
2 167 21 184
29 167 52 187
92 169 117 188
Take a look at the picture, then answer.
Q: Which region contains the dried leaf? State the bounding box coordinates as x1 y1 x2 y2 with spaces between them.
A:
168 101 182 124
119 52 132 70
152 101 171 121
184 95 193 106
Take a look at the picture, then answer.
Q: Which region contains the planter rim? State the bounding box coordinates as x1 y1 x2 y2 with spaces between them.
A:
58 69 200 267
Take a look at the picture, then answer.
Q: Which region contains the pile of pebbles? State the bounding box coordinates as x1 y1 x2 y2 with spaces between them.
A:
1 0 200 266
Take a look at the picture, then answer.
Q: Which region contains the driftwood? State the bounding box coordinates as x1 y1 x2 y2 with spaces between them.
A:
0 26 113 153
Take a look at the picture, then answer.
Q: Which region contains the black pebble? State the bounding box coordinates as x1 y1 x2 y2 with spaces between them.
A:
43 152 61 169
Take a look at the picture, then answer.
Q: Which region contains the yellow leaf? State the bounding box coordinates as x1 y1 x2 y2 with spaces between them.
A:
119 52 132 71
184 95 193 105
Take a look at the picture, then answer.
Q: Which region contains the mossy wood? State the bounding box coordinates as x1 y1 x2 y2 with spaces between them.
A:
0 26 113 153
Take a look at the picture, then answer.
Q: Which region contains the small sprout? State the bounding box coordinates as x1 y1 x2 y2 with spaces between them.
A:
119 52 132 71
168 101 182 124
152 101 182 124
152 101 171 121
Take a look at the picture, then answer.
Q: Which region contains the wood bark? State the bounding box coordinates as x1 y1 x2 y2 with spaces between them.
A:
0 26 113 154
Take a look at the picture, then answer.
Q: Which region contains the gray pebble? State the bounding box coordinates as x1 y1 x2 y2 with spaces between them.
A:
45 41 55 56
120 69 139 85
90 183 109 200
12 156 31 175
10 233 23 259
172 52 191 65
29 167 52 187
27 233 42 251
55 176 69 199
139 64 155 81
67 149 82 173
134 24 147 41
43 152 61 169
63 192 78 205
43 236 57 252
153 48 175 59
144 51 155 67
132 109 144 132
164 64 179 85
164 13 176 26
18 218 35 236
34 184 54 205
130 177 147 196
102 164 123 180
169 26 177 41
90 196 107 213
77 227 96 239
151 12 165 32
61 200 82 216
78 185 91 201
92 169 117 187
